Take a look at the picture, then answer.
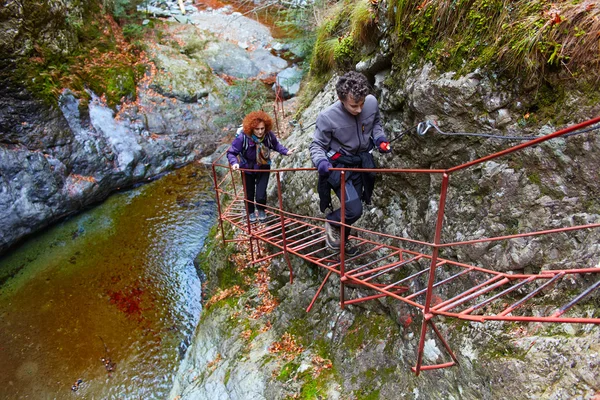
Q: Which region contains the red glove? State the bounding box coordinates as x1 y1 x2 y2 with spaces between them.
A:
379 141 391 153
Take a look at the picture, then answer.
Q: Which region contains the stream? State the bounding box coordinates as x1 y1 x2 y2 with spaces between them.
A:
0 0 296 397
0 163 216 399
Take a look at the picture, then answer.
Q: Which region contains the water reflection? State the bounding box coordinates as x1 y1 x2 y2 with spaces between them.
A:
0 163 216 399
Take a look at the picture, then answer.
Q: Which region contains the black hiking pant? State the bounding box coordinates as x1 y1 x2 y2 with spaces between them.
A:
327 171 363 239
243 169 270 214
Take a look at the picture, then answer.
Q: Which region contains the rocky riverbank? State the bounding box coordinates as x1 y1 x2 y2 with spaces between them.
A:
0 0 302 254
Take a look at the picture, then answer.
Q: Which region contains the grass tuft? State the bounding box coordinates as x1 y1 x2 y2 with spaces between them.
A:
388 0 600 83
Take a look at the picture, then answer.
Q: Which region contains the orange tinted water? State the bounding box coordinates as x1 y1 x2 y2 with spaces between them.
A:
0 163 216 399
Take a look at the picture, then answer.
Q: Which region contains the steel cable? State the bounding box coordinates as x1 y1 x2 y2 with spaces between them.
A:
420 120 600 141
292 118 600 143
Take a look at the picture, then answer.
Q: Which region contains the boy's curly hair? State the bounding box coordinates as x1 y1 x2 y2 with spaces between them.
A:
242 110 273 135
336 71 370 101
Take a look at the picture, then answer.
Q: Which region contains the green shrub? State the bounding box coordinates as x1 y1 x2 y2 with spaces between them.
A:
122 23 144 40
215 79 272 130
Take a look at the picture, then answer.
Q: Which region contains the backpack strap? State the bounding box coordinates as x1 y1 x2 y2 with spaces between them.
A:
235 125 250 164
239 134 249 164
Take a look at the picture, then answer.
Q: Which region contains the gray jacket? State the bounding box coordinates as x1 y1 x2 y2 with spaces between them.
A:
309 94 386 168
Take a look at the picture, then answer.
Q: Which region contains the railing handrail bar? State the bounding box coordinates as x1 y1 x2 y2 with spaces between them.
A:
438 222 600 248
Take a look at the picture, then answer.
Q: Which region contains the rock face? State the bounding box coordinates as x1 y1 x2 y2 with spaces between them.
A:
0 12 231 254
0 0 294 254
0 84 222 254
186 8 289 80
171 65 600 399
141 2 291 81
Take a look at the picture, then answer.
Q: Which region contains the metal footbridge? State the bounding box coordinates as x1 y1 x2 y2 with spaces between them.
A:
210 117 600 375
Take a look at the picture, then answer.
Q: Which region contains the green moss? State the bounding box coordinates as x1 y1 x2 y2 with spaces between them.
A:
350 0 376 43
384 0 600 94
200 296 237 320
356 388 381 400
345 313 397 353
216 260 246 289
297 367 335 400
224 368 231 385
277 361 300 381
122 23 145 40
351 366 396 399
527 172 542 186
308 0 378 75
300 378 320 399
334 36 356 64
483 339 527 361
285 320 332 358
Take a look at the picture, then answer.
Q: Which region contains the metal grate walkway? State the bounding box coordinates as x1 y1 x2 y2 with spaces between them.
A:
212 116 600 374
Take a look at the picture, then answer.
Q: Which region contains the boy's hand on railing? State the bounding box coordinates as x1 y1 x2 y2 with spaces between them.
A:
317 160 332 177
231 164 239 170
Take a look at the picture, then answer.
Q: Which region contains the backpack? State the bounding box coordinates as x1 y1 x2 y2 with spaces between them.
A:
236 126 249 162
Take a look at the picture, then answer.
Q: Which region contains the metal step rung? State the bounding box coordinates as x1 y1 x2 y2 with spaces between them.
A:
405 266 469 301
433 275 508 312
344 245 384 271
498 273 564 317
303 244 331 258
460 276 536 315
273 225 313 243
383 266 432 291
288 231 326 250
551 278 600 318
256 219 296 237
347 251 405 279
363 256 425 283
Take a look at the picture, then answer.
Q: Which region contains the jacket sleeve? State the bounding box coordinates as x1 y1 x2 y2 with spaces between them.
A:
309 113 331 168
226 135 243 165
268 132 289 155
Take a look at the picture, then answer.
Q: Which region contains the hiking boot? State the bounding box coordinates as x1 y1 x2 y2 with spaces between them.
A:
344 244 360 257
325 222 340 250
248 213 257 223
258 209 267 222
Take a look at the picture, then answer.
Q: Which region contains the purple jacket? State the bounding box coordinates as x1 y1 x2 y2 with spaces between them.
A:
227 131 289 171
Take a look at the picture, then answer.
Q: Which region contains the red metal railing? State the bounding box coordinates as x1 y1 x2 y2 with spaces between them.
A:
211 116 600 374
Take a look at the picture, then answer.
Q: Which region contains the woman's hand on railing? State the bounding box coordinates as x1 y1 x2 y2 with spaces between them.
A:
231 163 239 171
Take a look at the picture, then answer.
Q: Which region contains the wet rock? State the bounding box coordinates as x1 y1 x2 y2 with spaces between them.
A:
204 41 260 78
273 66 303 99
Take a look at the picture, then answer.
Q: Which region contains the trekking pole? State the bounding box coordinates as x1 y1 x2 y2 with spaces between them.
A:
378 123 423 152
389 122 426 144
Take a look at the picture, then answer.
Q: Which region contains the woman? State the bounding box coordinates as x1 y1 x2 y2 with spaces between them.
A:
226 111 294 223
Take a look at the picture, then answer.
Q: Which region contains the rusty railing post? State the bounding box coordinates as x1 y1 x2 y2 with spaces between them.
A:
414 172 450 375
212 162 227 246
340 170 346 308
276 171 294 283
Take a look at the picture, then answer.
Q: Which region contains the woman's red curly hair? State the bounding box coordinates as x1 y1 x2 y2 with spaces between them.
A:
242 110 273 135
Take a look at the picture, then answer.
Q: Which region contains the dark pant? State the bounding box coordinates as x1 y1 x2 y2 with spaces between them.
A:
327 172 363 239
243 170 270 213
